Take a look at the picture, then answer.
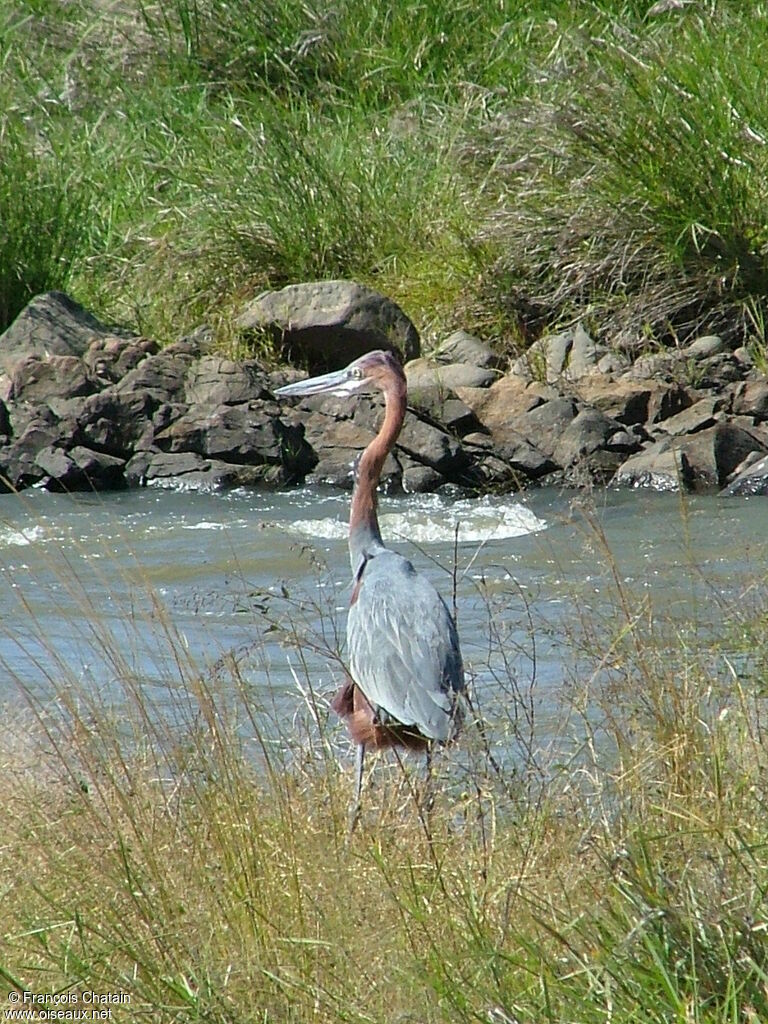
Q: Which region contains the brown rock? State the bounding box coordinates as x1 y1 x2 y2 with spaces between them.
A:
575 376 691 425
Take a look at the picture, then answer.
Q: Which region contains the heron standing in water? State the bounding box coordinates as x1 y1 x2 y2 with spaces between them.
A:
276 349 465 825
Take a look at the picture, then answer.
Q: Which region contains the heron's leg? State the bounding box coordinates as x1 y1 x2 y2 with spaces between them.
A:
349 742 365 833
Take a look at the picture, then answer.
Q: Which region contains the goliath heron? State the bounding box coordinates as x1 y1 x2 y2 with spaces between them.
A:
276 349 465 824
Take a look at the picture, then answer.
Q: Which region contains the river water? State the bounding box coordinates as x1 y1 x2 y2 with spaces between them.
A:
1 484 767 759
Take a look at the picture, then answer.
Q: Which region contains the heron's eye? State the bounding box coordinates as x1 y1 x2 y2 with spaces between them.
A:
350 367 363 380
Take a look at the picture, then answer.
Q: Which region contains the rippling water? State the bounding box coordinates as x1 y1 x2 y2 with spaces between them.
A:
1 484 767 753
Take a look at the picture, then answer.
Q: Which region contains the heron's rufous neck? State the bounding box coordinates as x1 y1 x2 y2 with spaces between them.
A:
348 375 406 573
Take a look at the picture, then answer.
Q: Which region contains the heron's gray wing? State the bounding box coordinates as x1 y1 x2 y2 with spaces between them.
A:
347 550 464 741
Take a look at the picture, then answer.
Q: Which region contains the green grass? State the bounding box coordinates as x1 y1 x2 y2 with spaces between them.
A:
1 501 768 1022
2 1 768 354
0 120 92 330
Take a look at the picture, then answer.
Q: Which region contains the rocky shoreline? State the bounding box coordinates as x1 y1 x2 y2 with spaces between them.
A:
1 284 767 498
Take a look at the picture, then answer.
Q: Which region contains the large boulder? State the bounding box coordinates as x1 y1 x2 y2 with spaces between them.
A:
0 291 133 375
508 398 580 460
397 414 469 479
236 280 420 370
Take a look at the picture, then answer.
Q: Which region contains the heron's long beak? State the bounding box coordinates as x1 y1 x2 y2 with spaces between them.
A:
274 366 365 399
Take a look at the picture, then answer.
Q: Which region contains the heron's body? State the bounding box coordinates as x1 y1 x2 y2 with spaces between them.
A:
275 349 465 818
338 546 464 747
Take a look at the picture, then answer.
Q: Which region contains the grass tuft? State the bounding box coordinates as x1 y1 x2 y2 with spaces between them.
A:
0 119 91 332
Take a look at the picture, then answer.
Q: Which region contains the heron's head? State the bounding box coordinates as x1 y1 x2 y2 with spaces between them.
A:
274 349 405 400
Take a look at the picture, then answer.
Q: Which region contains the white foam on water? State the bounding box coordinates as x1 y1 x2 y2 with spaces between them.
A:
0 524 47 548
291 518 348 540
183 520 242 531
289 497 547 545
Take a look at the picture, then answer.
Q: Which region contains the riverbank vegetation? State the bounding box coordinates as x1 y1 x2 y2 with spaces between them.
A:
3 1 768 356
1 502 768 1022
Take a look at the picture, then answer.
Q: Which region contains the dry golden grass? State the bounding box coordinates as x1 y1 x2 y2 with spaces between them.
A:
1 506 768 1022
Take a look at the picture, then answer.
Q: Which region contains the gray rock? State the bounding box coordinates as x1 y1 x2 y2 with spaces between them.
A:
0 411 64 488
185 356 269 406
510 398 579 459
730 380 768 421
613 441 683 491
695 354 744 388
505 440 557 480
77 389 158 456
115 350 193 403
508 353 535 382
9 355 96 404
471 453 521 487
553 408 621 467
177 323 215 354
597 352 630 375
125 451 283 490
398 414 468 478
35 445 126 491
83 335 159 383
677 424 766 488
154 401 314 479
434 331 500 368
615 424 766 491
405 359 495 391
406 387 481 436
733 346 754 367
564 448 625 486
683 334 725 358
0 442 45 489
655 397 720 436
721 453 768 495
237 280 420 370
0 291 129 374
401 461 445 493
623 351 682 380
543 330 572 382
565 324 603 379
606 428 644 453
